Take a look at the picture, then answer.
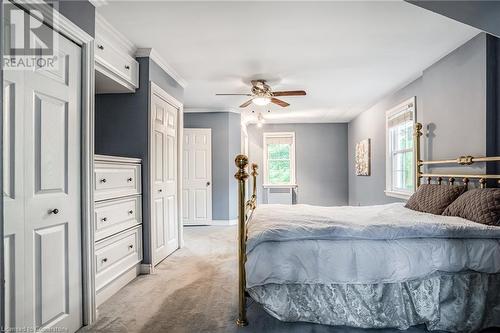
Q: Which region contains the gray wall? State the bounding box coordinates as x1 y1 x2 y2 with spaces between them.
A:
148 59 184 103
56 0 95 37
248 123 349 206
184 112 241 220
407 1 500 38
348 33 488 205
95 57 184 264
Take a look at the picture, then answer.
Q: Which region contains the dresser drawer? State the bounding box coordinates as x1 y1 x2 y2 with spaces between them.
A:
95 226 142 292
95 36 139 88
94 162 141 201
95 196 142 241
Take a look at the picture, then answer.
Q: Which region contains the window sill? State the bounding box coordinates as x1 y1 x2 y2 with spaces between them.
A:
385 190 412 200
263 184 298 189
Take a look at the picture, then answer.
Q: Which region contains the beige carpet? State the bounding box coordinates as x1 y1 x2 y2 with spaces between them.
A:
84 226 480 333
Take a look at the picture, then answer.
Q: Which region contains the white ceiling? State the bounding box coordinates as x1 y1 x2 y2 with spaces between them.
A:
96 1 479 123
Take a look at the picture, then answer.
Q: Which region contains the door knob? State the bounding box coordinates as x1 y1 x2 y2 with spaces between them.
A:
49 208 59 215
206 182 211 186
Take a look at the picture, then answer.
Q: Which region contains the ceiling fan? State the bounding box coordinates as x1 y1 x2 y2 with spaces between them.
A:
216 79 306 108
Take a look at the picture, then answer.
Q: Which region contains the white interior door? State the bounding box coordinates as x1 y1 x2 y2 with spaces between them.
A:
151 88 179 265
4 31 83 332
182 129 212 225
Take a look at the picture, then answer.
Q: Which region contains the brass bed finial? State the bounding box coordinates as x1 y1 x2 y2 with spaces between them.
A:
235 154 249 181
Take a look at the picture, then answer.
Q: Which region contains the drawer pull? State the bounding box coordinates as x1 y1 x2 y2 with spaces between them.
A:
97 44 104 50
128 244 134 249
49 208 59 215
125 65 130 70
100 178 107 183
102 258 108 263
101 217 107 222
158 189 163 193
127 177 133 182
128 210 134 215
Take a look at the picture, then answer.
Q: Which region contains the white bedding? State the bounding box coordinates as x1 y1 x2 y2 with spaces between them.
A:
246 203 500 287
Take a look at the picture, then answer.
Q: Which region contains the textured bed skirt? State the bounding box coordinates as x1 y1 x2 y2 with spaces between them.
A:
247 272 500 332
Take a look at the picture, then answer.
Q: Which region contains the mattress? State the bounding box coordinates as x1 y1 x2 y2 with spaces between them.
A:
246 203 500 286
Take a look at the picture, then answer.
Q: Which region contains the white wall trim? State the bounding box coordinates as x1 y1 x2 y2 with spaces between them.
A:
139 264 154 275
184 107 240 114
89 0 108 8
385 96 416 199
211 219 237 226
95 13 136 55
136 48 188 88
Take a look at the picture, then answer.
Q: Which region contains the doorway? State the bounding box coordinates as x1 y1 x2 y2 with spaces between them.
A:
182 128 212 225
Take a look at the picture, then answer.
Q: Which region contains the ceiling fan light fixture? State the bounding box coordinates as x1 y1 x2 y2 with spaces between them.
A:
252 96 271 106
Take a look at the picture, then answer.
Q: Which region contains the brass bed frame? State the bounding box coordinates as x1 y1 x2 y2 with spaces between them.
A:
233 122 500 327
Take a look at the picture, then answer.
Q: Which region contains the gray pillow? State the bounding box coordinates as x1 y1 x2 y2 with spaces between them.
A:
442 188 500 226
405 184 466 215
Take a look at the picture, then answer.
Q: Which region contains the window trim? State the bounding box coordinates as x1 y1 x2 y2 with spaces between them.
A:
263 132 296 186
385 97 416 200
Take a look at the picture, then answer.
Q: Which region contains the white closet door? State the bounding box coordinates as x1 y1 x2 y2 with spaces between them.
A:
182 129 212 225
3 70 25 329
151 89 179 265
4 33 83 332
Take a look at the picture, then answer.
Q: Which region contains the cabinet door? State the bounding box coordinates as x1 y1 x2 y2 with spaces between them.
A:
151 90 179 265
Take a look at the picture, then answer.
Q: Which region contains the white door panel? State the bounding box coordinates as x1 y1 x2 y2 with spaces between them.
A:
4 31 82 332
151 91 179 265
3 71 25 328
183 129 212 225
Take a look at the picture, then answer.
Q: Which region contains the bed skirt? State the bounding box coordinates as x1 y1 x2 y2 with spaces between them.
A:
247 271 500 332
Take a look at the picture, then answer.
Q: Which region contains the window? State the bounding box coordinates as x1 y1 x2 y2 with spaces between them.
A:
263 132 296 186
385 97 416 199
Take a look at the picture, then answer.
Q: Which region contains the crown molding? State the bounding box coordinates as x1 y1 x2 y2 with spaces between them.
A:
89 0 108 8
136 48 188 88
95 13 136 55
184 107 240 114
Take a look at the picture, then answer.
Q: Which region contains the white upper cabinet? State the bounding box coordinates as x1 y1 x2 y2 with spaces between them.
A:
95 14 139 93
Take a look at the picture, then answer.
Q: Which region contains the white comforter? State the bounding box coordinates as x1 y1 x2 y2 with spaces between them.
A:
246 203 500 287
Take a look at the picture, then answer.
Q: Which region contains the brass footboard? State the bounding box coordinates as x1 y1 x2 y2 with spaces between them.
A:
234 155 258 327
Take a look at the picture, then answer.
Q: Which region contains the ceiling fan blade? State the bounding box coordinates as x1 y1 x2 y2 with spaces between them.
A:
272 90 306 97
216 93 253 96
271 98 290 107
239 99 253 108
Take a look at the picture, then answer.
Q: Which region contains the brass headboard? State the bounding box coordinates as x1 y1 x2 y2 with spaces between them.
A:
414 122 500 188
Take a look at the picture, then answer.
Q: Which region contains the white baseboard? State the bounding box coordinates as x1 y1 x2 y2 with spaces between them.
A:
139 263 154 275
211 219 237 226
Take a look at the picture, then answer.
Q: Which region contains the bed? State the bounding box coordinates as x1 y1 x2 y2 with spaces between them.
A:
233 123 500 332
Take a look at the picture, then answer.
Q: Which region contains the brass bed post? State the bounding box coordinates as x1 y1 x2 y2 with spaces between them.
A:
235 155 249 327
414 122 423 189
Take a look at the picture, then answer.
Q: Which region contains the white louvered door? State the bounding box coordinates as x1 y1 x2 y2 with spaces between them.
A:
151 88 179 265
4 31 82 332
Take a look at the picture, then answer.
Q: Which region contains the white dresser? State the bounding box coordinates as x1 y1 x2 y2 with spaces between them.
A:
94 155 143 306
